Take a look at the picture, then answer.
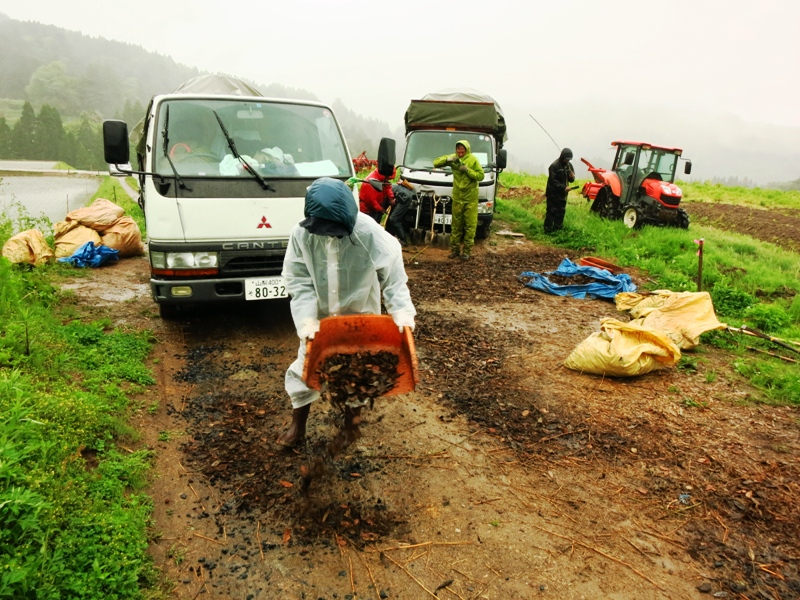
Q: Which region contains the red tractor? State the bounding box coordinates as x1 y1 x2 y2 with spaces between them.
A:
581 141 692 229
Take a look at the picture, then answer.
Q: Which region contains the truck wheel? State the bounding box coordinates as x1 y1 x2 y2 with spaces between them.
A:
476 217 492 240
623 207 643 229
677 208 690 229
159 303 180 320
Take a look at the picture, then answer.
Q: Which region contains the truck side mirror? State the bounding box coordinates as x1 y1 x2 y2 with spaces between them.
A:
495 149 507 170
624 152 635 166
103 120 130 165
377 137 396 178
684 161 692 175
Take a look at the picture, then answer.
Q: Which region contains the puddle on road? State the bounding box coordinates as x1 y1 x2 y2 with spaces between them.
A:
60 280 150 306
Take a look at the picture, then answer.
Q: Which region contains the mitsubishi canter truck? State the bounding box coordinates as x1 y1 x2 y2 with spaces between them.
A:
400 89 507 240
102 75 359 319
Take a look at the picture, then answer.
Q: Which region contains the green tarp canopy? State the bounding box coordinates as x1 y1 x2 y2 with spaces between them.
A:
404 89 507 147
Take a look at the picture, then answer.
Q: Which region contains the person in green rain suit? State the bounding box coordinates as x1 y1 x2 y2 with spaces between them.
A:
433 140 485 260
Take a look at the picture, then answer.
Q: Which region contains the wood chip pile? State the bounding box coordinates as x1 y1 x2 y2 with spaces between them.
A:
318 351 400 409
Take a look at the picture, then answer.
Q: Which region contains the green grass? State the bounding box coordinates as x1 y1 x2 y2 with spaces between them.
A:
1 191 161 598
681 180 800 210
496 171 800 405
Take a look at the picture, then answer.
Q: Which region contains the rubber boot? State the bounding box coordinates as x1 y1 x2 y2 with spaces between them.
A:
276 404 310 447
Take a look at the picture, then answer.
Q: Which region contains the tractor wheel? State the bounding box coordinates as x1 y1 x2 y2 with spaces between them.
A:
590 188 608 214
600 192 622 220
677 208 690 229
623 207 643 229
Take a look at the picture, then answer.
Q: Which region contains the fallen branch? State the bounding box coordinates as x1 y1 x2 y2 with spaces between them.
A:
192 533 226 546
381 551 439 598
538 427 588 443
747 346 799 364
367 541 473 553
728 326 800 354
532 525 666 592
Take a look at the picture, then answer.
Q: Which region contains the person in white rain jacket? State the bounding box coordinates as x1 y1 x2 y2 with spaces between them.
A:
276 177 416 447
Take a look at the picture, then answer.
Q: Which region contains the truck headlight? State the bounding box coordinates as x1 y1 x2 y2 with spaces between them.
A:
151 251 219 270
477 201 494 214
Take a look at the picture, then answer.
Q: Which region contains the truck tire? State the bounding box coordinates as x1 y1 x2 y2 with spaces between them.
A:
476 218 492 240
623 207 643 229
159 303 180 320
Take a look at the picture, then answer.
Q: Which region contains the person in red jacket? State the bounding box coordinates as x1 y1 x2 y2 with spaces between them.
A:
359 168 396 222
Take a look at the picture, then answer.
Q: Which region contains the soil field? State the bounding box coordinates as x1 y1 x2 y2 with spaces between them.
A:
58 206 800 600
682 201 800 253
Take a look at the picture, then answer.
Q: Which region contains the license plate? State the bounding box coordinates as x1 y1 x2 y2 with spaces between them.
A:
433 213 452 225
244 276 287 300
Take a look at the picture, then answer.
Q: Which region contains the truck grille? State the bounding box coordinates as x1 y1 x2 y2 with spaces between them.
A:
220 250 285 275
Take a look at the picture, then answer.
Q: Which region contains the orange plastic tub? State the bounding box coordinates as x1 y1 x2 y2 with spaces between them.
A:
578 256 624 274
302 314 419 396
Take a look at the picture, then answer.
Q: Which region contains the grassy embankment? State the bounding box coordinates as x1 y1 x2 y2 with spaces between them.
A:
495 172 800 404
0 175 164 599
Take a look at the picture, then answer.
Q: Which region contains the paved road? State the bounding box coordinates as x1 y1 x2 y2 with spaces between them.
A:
0 160 137 228
0 174 102 226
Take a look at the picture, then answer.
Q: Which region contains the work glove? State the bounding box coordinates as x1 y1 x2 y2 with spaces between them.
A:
447 154 459 164
298 317 320 340
392 311 415 333
458 164 468 173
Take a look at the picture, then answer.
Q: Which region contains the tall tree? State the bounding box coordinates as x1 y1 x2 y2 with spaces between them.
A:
33 105 65 161
10 101 36 159
25 61 80 117
0 116 11 158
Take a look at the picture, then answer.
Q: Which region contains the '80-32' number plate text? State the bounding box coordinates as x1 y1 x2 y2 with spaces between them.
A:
244 276 287 300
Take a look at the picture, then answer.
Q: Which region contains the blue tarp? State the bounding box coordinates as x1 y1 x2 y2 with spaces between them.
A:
57 241 120 268
520 258 636 300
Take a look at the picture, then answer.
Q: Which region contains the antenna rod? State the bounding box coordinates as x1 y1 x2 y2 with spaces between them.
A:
528 114 561 152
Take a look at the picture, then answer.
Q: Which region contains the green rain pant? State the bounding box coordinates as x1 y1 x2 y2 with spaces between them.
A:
450 197 478 253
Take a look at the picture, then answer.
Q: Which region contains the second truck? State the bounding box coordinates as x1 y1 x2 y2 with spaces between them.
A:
399 90 507 239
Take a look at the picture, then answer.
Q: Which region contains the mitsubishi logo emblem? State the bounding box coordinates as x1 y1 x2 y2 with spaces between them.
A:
257 216 272 229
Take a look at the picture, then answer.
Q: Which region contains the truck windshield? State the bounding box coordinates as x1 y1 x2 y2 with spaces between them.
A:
153 98 351 179
404 131 494 169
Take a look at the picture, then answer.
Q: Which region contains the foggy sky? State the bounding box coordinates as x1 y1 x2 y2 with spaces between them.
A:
3 0 799 182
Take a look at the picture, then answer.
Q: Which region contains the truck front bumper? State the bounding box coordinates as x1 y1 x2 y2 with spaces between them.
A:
151 276 286 305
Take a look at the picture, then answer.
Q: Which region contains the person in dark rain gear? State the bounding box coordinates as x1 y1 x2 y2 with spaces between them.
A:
385 179 415 246
544 148 575 234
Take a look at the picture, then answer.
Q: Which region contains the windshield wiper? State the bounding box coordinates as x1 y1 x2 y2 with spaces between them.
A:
162 105 191 191
211 110 274 192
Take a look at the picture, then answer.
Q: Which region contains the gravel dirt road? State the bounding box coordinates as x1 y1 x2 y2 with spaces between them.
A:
56 212 800 600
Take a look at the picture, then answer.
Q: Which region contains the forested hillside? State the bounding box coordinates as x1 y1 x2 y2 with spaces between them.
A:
0 13 391 166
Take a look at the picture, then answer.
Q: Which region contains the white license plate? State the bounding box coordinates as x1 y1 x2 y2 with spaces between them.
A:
244 276 287 300
433 213 452 225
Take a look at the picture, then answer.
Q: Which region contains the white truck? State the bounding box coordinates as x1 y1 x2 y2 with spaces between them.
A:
400 89 507 240
103 75 369 319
